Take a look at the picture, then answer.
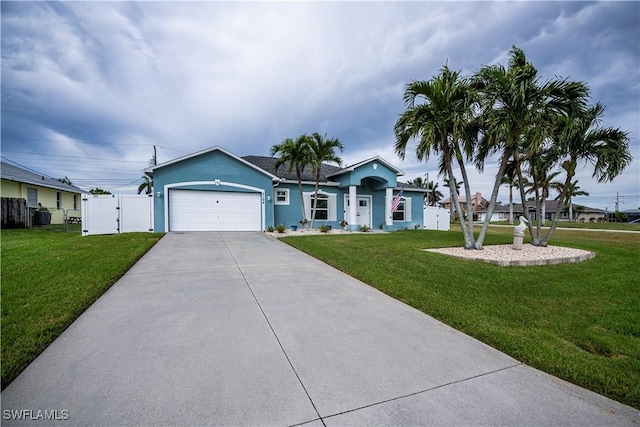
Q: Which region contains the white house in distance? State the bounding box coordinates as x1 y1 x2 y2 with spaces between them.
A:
477 201 607 223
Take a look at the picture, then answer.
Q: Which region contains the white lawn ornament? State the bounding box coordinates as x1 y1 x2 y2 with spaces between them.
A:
512 216 529 250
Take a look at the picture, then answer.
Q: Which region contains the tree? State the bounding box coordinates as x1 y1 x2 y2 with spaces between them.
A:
541 102 631 243
89 188 111 194
271 135 313 224
308 132 344 229
426 181 443 206
559 180 589 222
58 176 73 186
501 161 517 224
394 65 479 249
472 46 588 247
137 176 153 195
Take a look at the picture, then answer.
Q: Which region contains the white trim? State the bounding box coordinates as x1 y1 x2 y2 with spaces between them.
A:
163 181 265 231
279 179 340 187
328 156 404 177
392 196 412 222
146 146 279 180
274 188 290 205
344 194 373 228
303 189 337 222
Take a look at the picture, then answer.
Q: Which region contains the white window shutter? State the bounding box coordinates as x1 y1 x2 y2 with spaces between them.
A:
303 193 311 220
405 197 412 222
328 194 337 221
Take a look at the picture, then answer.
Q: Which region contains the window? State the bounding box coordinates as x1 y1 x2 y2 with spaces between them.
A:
56 192 62 209
310 194 328 220
27 188 37 207
393 200 405 221
73 194 78 210
275 189 289 205
392 196 412 222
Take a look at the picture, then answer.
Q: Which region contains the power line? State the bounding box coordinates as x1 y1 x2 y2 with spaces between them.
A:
1 150 148 163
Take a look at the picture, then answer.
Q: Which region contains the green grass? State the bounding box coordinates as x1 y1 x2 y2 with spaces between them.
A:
1 225 162 389
281 227 640 409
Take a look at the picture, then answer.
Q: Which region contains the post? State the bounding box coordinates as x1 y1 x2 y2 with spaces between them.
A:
348 185 357 230
385 187 393 227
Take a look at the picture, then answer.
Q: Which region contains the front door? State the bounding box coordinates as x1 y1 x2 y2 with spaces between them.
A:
345 195 372 228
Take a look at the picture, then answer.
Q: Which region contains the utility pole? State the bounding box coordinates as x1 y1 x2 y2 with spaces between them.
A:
153 145 157 166
615 192 619 212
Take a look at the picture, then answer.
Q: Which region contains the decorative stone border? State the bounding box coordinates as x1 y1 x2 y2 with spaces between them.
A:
425 244 596 267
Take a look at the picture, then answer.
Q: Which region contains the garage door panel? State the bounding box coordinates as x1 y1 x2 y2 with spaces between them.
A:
169 190 261 231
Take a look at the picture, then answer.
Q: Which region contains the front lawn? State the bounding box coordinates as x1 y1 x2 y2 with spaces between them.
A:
1 225 162 389
281 227 640 409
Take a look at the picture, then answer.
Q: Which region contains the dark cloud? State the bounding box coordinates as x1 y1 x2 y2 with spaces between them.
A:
1 1 638 207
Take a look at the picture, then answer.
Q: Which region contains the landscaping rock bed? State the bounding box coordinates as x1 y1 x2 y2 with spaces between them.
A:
425 244 595 267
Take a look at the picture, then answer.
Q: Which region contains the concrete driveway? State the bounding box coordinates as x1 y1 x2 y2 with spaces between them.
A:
2 232 638 426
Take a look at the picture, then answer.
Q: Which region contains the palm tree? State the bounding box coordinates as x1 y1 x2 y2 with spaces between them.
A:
562 180 589 222
426 181 443 206
395 65 478 249
308 132 344 229
137 176 153 195
501 161 517 224
270 135 313 223
541 102 630 242
472 45 589 246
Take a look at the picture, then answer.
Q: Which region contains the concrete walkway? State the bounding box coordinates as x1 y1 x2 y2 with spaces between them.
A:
2 232 638 426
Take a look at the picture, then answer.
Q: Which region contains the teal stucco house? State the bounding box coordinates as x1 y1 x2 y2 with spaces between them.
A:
144 146 427 232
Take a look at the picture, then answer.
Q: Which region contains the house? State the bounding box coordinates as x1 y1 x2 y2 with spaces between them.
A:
477 200 607 223
1 161 84 226
440 192 488 221
143 146 429 232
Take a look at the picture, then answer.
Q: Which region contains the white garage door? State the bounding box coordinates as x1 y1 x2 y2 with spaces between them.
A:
169 189 261 231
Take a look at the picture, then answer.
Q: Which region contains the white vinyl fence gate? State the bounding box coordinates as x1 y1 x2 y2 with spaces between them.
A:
81 194 154 236
423 206 450 231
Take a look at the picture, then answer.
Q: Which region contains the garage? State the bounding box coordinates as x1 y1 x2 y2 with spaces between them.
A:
169 189 262 231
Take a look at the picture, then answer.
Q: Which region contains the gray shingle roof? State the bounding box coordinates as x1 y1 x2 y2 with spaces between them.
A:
1 161 84 194
242 156 342 182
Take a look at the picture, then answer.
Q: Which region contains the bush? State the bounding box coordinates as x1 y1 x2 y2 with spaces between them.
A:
275 224 286 233
266 225 275 232
359 225 370 232
319 224 330 233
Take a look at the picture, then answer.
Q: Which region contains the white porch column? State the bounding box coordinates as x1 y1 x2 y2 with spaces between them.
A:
385 187 393 226
348 185 357 227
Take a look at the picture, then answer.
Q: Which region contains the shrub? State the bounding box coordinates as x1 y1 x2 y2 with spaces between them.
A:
319 224 330 233
359 225 370 232
266 225 275 232
275 224 286 233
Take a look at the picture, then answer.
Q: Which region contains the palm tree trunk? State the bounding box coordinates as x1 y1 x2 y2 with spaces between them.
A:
514 154 539 245
310 170 320 229
296 168 306 224
509 185 514 225
445 152 473 249
475 148 512 249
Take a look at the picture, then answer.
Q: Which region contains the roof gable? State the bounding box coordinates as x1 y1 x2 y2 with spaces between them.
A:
1 161 84 193
145 146 279 180
328 156 404 178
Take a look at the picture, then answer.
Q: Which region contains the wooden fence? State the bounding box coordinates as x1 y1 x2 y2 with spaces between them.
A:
1 197 28 228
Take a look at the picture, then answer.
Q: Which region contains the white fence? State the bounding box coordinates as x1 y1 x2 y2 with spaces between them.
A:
81 194 153 236
423 206 450 231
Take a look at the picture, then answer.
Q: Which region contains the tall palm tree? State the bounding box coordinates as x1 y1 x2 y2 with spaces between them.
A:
270 135 312 223
137 176 153 195
395 65 478 249
541 102 630 242
426 181 443 206
308 132 344 229
501 161 517 224
472 45 588 246
559 180 589 222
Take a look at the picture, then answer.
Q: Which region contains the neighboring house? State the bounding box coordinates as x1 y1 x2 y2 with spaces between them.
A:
477 200 607 223
144 146 429 232
440 192 488 221
1 161 84 225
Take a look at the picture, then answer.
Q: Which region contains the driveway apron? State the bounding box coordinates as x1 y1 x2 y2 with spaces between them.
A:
2 232 638 426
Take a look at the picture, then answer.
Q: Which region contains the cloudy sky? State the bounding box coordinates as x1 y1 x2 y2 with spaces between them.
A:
2 1 639 211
